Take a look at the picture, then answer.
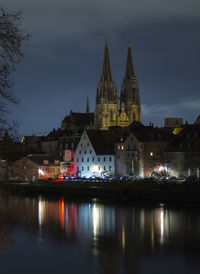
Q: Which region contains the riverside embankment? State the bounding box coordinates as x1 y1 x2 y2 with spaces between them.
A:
1 180 200 205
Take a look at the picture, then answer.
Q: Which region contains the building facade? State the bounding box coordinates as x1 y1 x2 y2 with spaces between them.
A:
164 123 200 178
74 130 118 178
12 155 60 180
94 40 141 129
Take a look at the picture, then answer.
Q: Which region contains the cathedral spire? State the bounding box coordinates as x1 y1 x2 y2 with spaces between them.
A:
96 86 99 104
125 42 135 78
101 39 112 82
86 95 90 113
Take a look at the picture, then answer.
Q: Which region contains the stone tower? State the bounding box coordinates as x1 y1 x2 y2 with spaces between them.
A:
120 43 141 123
94 39 119 129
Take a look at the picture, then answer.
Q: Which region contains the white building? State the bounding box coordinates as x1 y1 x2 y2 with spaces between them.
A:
74 130 121 178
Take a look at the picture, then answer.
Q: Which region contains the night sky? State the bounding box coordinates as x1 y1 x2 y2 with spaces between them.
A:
2 0 200 136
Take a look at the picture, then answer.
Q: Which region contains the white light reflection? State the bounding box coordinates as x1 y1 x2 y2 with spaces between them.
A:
160 208 164 245
38 196 45 229
93 204 100 237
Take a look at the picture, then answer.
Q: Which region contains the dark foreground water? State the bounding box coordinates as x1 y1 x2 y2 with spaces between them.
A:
0 191 200 274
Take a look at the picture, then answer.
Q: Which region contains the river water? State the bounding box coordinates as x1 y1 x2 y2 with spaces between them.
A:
0 191 200 274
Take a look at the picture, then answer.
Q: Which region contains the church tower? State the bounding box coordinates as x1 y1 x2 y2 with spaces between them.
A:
120 43 141 123
94 39 119 129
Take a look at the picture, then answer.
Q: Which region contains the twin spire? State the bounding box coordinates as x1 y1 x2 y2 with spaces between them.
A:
101 39 135 82
101 39 112 82
125 42 135 78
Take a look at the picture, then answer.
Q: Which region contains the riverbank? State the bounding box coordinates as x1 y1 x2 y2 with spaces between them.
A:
1 180 200 205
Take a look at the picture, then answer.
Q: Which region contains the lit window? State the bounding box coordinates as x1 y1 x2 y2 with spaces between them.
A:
150 152 153 156
121 145 124 150
117 145 120 150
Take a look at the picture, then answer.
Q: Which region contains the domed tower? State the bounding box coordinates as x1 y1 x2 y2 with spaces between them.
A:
120 43 141 123
94 39 119 129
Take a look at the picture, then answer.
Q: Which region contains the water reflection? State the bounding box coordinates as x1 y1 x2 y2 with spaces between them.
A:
1 193 200 274
0 205 13 255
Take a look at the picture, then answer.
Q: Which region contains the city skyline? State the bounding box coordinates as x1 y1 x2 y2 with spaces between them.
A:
2 0 200 136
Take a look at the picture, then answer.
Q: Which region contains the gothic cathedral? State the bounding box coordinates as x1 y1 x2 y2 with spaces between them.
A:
94 40 141 129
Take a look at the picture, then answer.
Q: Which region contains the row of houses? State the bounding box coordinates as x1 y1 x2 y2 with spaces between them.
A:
1 116 200 181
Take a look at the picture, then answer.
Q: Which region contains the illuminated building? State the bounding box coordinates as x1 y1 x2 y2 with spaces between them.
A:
115 122 172 177
60 149 76 177
12 154 60 180
164 122 200 178
74 129 128 177
94 40 141 129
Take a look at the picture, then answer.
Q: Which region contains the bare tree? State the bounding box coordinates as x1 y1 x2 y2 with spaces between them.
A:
0 8 30 130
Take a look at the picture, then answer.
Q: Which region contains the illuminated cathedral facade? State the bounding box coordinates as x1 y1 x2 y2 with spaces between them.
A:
61 40 141 131
94 39 141 129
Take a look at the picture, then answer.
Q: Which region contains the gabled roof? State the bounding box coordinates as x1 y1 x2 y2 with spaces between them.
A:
86 129 129 155
129 122 173 142
61 111 94 129
26 154 60 166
